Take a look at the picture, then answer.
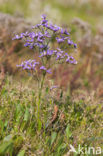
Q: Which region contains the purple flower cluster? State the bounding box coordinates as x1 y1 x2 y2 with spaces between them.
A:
17 59 52 74
39 48 77 64
40 66 52 74
13 14 77 75
13 14 77 50
17 59 39 70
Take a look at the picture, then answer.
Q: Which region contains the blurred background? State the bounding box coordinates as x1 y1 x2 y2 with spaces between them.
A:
0 0 103 97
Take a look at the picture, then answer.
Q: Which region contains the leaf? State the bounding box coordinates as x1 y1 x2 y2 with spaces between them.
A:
0 141 13 154
0 120 3 133
4 134 12 142
45 87 49 94
38 119 42 131
60 90 63 98
57 143 66 154
17 149 25 156
51 132 57 146
4 121 8 129
56 136 64 148
65 124 72 139
1 88 8 96
24 108 30 121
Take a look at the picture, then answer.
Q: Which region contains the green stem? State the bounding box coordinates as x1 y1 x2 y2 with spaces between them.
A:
37 72 46 130
39 73 46 99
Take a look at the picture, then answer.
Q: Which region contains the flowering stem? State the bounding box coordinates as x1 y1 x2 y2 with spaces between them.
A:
39 72 46 98
13 14 78 131
37 72 46 130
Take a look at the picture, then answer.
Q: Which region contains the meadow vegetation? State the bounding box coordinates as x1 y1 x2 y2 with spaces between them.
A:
0 76 103 155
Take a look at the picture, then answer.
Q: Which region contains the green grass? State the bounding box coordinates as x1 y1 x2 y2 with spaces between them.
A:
44 0 103 32
0 0 31 17
0 76 103 155
1 0 103 27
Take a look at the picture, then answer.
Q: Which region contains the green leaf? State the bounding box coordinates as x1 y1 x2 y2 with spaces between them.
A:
4 121 8 129
24 108 30 121
0 120 4 133
17 149 25 156
56 136 64 148
45 87 49 94
57 143 66 154
1 88 8 96
65 124 72 139
38 119 42 131
0 141 13 154
60 90 63 98
4 134 12 142
51 132 57 146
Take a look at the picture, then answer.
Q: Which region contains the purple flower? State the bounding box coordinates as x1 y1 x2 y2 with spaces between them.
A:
17 59 39 71
61 28 64 34
48 23 60 32
46 69 52 74
42 22 48 28
50 85 58 90
29 32 35 38
35 42 39 46
40 66 52 74
41 14 46 19
56 37 64 43
53 50 58 54
56 52 62 60
21 31 28 37
74 43 77 48
37 38 43 43
35 24 41 28
47 49 54 56
68 40 73 45
30 45 34 49
64 29 70 35
39 49 54 57
64 53 69 57
16 62 24 68
12 34 22 40
41 19 48 24
26 39 34 42
39 44 46 49
39 51 46 57
66 56 77 64
53 25 60 32
48 23 54 30
24 43 31 47
12 31 29 40
32 26 35 29
64 36 70 40
41 14 48 25
44 31 51 38
55 48 65 60
38 32 44 39
40 66 47 70
61 29 70 35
